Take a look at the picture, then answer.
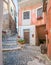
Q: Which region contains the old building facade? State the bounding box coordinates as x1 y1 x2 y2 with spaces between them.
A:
3 0 16 37
18 0 46 45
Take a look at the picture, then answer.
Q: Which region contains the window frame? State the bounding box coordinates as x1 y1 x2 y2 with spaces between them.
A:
23 10 30 20
36 6 43 20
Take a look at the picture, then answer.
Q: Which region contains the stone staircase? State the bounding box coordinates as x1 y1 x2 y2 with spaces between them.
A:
2 34 18 50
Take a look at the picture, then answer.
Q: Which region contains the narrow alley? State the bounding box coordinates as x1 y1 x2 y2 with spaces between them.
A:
0 0 51 65
3 45 51 65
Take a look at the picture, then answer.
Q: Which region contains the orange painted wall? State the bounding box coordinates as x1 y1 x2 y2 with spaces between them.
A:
18 3 46 26
31 9 46 26
47 0 51 59
18 8 22 26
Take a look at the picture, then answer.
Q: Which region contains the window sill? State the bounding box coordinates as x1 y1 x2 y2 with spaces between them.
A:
37 17 43 20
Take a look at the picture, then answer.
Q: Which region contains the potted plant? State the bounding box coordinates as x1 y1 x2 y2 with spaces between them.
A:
18 39 25 48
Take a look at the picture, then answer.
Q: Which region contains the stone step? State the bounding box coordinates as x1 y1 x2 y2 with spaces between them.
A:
2 34 18 49
2 46 21 51
2 44 17 49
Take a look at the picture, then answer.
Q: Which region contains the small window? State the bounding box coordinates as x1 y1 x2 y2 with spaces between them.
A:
11 7 13 16
37 7 43 20
23 11 30 19
11 7 13 12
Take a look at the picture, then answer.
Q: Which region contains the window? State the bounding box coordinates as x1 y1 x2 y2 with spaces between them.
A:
11 7 13 12
11 7 13 16
23 11 30 19
37 7 43 20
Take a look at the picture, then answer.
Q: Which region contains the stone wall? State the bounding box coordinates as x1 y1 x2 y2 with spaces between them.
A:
0 0 3 65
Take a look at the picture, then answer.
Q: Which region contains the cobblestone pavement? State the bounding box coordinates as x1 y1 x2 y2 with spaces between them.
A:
3 45 51 65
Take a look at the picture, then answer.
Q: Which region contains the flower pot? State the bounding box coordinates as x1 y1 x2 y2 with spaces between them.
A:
18 42 25 48
18 39 25 48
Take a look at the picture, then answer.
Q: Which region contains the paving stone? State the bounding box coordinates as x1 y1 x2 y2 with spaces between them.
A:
3 46 51 65
27 59 45 65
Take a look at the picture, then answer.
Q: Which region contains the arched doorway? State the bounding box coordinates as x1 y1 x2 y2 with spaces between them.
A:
36 25 46 46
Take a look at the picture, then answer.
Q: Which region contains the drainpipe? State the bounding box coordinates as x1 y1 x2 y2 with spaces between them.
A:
17 0 19 35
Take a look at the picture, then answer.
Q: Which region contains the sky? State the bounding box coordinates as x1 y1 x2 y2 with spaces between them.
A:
13 0 18 28
13 0 18 12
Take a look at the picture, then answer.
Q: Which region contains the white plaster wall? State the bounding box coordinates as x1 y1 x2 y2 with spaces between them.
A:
19 25 36 45
30 26 36 45
22 19 31 26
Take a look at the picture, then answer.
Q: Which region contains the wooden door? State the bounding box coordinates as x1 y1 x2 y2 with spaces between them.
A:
24 32 30 43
